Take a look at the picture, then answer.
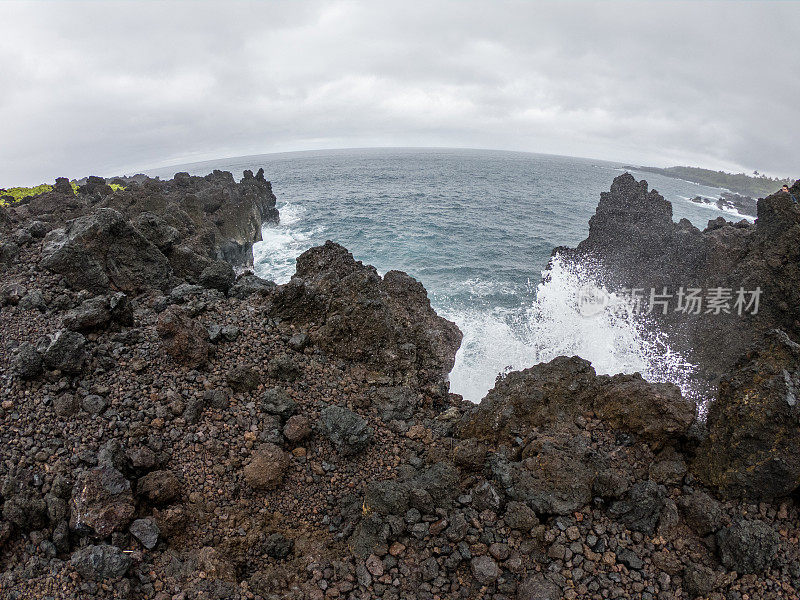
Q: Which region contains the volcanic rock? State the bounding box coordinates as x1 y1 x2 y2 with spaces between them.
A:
41 207 173 294
70 466 135 537
270 241 461 390
693 329 800 499
243 443 289 490
321 405 373 456
717 519 780 574
43 330 87 373
156 305 210 368
70 544 131 581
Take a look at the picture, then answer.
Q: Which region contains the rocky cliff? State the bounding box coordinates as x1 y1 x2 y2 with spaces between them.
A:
1 171 799 600
559 173 800 388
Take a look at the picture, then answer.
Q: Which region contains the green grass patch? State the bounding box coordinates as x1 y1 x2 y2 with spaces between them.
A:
0 181 125 207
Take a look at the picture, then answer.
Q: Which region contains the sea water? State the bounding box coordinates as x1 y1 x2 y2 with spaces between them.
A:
146 148 748 402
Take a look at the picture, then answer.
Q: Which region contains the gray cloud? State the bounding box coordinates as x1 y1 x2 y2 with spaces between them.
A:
1 0 797 185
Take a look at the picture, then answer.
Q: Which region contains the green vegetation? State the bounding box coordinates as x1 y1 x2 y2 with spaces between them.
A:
0 182 125 207
629 165 794 198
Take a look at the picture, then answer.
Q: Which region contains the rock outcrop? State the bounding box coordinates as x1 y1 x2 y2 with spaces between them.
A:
269 241 462 392
693 329 800 499
3 170 800 599
561 173 800 384
7 169 279 295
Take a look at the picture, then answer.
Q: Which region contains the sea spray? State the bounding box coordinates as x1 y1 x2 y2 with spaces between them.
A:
253 203 326 284
444 254 698 403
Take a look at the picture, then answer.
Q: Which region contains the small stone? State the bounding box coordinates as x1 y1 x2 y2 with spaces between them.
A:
470 555 499 585
71 544 131 581
82 394 107 415
283 415 312 442
321 406 373 456
227 365 261 393
365 554 384 577
129 518 160 549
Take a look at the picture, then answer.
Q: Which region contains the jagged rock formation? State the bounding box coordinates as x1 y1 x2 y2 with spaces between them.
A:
269 241 462 393
4 168 278 294
560 173 800 386
693 329 800 500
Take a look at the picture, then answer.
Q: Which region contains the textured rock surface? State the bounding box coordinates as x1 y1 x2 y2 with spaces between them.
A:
270 241 462 391
2 173 800 599
156 305 210 368
69 467 135 537
693 329 800 499
70 544 132 581
562 174 800 387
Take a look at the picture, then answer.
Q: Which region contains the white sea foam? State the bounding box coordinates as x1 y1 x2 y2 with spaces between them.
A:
444 254 698 404
253 203 325 284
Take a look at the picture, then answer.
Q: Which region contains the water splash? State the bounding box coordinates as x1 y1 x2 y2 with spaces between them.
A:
444 254 697 403
254 203 326 284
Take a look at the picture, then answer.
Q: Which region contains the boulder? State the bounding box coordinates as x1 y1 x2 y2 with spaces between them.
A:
11 342 43 379
71 544 131 581
608 481 667 535
156 305 210 368
63 293 133 331
716 519 780 574
593 374 695 448
506 432 598 515
43 330 87 373
229 273 276 299
227 364 261 392
199 260 236 293
364 479 410 516
41 207 173 293
243 444 289 490
693 330 800 499
270 241 461 390
129 517 160 549
676 490 724 536
458 356 598 442
261 388 297 420
70 467 135 537
321 406 373 456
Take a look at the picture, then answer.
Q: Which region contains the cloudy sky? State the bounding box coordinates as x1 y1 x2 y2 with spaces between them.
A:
1 1 798 185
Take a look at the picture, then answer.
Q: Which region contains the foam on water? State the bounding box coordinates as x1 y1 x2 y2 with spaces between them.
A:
254 203 326 284
444 255 698 403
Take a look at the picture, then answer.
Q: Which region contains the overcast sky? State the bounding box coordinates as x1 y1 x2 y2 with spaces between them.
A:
1 1 798 185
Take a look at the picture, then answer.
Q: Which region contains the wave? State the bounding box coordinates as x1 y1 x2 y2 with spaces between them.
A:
253 202 325 284
443 254 698 404
255 202 698 408
680 194 754 222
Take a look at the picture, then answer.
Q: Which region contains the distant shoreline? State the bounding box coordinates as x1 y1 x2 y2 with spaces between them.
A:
623 164 792 199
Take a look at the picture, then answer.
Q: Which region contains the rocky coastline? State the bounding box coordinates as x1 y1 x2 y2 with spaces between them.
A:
1 170 800 600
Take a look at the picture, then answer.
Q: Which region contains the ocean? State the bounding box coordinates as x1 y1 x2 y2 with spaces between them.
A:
146 148 748 403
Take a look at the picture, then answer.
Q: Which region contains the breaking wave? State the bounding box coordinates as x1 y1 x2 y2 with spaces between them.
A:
254 203 326 284
444 254 698 403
